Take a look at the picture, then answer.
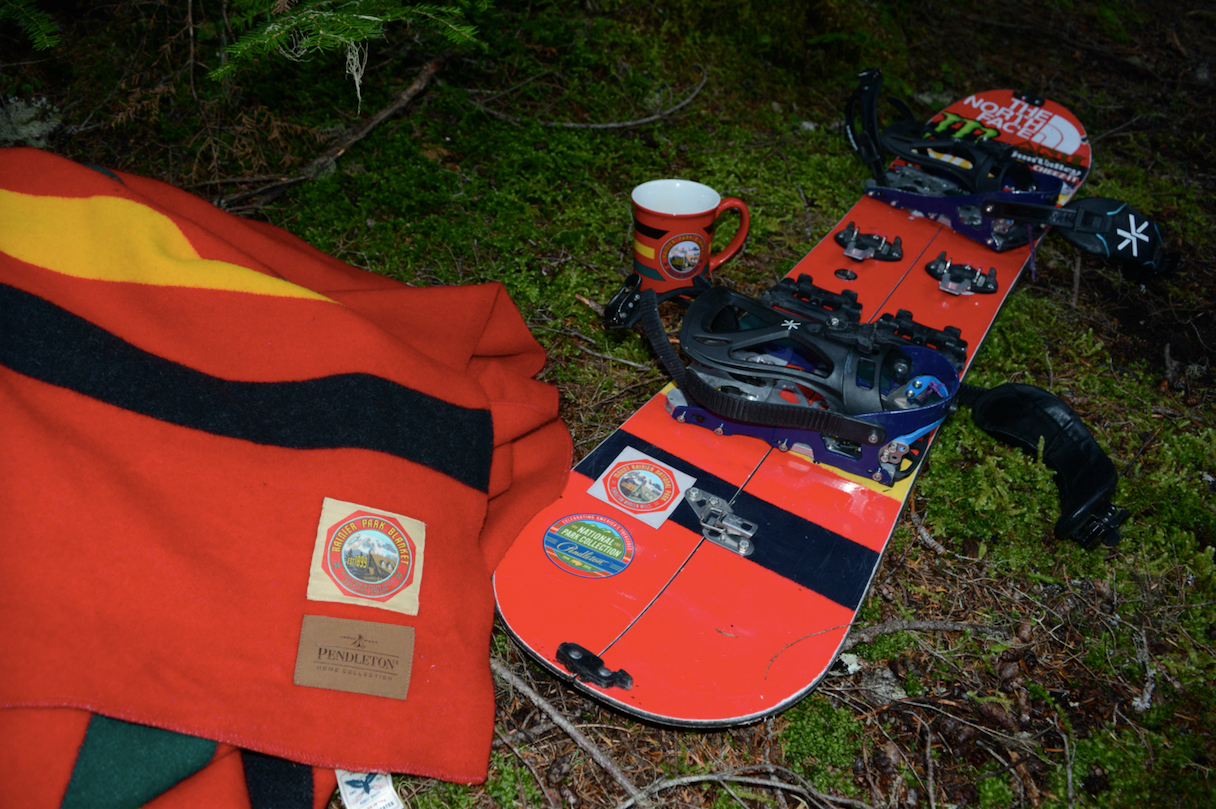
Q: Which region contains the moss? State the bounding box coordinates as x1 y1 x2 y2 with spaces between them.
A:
1048 720 1216 809
483 751 545 806
976 771 1015 808
781 694 863 795
853 630 914 662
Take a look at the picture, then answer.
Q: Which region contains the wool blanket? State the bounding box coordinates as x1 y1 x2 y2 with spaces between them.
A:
0 147 571 805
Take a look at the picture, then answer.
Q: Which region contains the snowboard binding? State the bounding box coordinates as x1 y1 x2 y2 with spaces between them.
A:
662 283 964 486
845 67 1177 274
844 67 1064 251
608 268 1128 545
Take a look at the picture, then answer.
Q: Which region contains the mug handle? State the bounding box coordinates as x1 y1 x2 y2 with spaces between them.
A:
707 197 750 272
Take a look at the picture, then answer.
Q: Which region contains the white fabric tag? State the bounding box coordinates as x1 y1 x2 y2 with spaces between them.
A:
335 770 405 809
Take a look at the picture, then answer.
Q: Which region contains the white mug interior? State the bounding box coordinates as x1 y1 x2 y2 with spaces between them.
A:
631 179 721 216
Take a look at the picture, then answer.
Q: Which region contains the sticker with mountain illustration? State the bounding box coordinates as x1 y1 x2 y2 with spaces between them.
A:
308 497 426 615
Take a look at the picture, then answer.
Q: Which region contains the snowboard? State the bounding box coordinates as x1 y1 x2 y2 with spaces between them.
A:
493 88 1091 726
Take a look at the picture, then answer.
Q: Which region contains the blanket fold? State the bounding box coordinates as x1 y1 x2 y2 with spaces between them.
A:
0 147 571 800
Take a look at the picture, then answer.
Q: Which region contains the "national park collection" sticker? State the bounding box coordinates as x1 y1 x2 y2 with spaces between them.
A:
543 514 635 578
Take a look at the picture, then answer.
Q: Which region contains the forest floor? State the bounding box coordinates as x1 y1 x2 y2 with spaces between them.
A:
3 0 1215 806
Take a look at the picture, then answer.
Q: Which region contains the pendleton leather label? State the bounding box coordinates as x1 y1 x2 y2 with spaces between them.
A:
307 498 427 615
294 615 413 700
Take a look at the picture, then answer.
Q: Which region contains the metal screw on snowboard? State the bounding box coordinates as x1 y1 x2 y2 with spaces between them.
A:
834 222 903 262
924 252 998 295
685 487 757 556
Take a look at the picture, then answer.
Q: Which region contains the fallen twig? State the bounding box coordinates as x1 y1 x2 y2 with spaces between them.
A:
1058 718 1076 809
920 717 936 809
182 174 294 190
612 765 877 809
842 618 1010 652
910 511 947 555
1121 425 1163 478
575 293 606 317
217 57 445 211
894 699 1044 755
473 66 709 130
489 658 653 809
491 721 557 748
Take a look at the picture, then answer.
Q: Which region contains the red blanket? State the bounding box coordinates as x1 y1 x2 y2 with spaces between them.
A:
0 147 571 800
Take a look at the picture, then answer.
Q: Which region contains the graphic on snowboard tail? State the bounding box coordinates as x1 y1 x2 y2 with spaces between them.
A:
495 79 1092 725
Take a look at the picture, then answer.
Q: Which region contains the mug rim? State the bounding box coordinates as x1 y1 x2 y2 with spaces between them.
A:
631 179 721 216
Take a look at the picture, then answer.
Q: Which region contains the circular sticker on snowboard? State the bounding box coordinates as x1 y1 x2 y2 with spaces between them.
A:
660 234 705 279
604 460 677 514
543 514 635 578
324 511 417 600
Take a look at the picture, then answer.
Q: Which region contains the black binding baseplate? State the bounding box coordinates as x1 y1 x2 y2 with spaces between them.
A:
762 275 968 370
761 273 863 325
835 221 904 262
663 284 967 484
924 252 998 295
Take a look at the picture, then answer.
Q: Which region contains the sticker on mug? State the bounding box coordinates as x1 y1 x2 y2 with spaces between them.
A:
588 447 696 528
543 514 635 578
660 234 706 279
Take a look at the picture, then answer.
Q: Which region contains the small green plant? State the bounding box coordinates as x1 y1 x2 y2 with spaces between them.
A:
976 770 1015 807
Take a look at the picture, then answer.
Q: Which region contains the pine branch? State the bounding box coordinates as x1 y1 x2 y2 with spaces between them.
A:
0 0 61 50
208 0 480 82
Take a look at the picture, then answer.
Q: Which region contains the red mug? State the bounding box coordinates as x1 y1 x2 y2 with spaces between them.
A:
631 179 750 293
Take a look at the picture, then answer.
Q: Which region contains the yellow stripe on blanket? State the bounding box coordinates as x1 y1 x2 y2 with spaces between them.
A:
0 190 331 301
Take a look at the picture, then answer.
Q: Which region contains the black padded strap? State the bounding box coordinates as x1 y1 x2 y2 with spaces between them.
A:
959 383 1127 548
638 288 687 387
682 371 885 446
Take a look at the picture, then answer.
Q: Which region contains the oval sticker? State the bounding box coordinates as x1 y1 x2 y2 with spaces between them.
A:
543 514 635 578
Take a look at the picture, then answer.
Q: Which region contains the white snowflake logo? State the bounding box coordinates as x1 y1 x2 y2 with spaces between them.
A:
781 319 800 330
1116 214 1150 258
